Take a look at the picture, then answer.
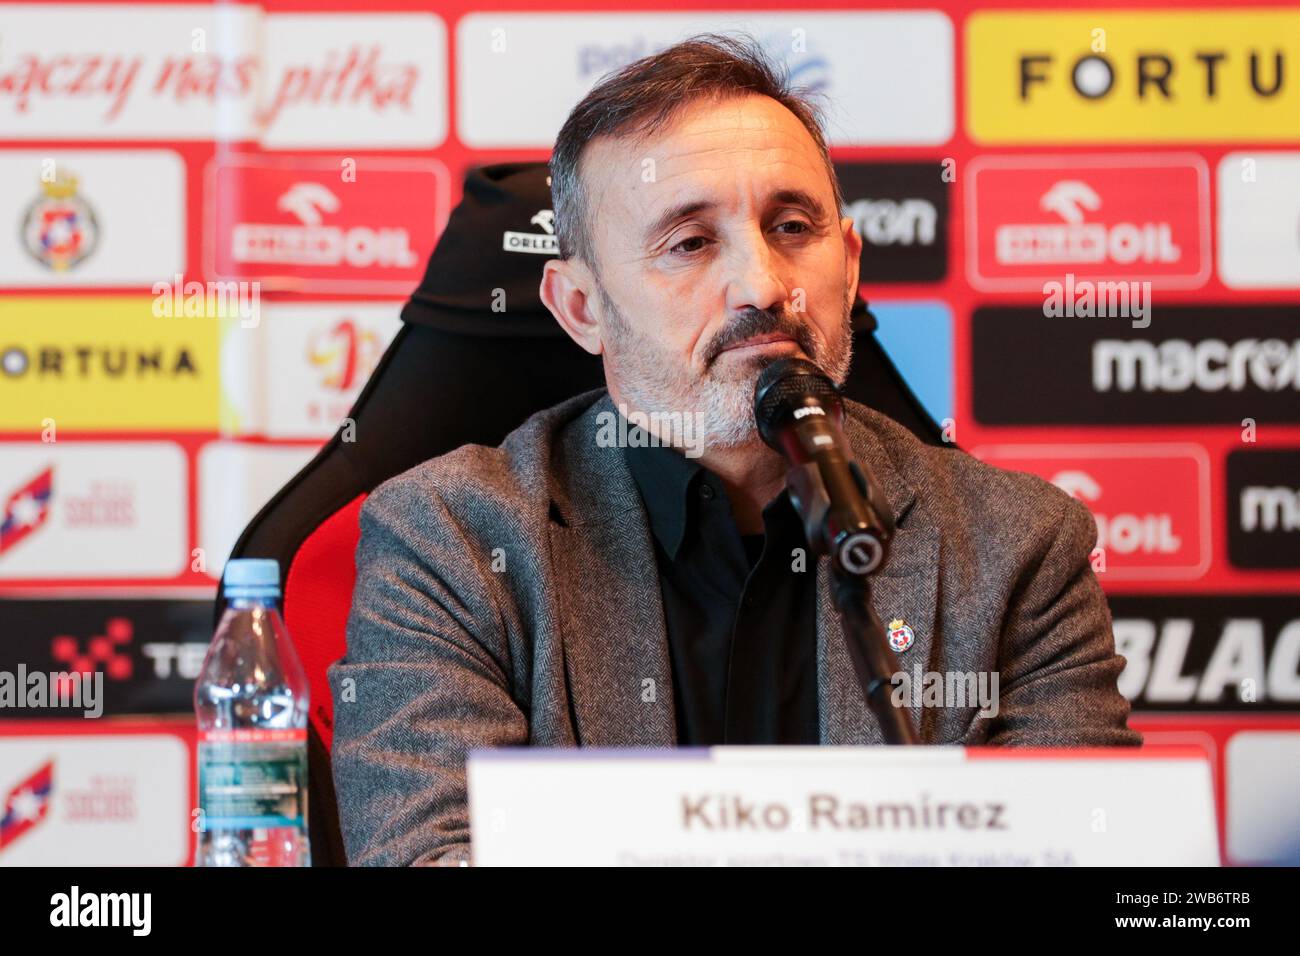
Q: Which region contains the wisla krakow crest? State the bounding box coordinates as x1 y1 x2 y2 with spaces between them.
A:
22 170 99 272
887 618 916 652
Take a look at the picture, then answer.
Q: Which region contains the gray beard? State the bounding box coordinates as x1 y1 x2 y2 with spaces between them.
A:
598 286 854 452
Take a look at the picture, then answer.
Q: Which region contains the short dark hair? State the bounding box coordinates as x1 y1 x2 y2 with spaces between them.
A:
548 32 844 272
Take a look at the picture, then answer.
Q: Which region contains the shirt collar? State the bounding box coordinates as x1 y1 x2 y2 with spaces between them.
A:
623 432 701 561
623 427 808 562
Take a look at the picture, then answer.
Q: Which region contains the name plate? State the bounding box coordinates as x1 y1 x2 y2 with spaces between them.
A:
467 746 1218 866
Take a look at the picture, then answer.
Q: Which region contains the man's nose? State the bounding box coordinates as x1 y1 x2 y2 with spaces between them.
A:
723 227 791 317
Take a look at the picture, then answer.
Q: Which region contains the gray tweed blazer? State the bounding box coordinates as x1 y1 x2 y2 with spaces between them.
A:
328 388 1140 865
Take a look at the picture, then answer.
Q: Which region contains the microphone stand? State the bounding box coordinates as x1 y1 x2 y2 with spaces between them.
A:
786 462 918 746
754 357 917 745
830 567 918 745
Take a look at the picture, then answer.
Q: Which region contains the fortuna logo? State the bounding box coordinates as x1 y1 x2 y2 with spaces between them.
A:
0 345 198 380
503 209 558 255
231 181 418 269
1019 49 1286 104
997 179 1181 267
1092 338 1300 392
49 885 151 936
21 169 99 272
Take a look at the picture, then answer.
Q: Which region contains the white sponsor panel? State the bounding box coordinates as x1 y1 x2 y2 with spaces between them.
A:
0 5 446 147
1218 152 1300 289
197 442 318 580
469 747 1218 866
456 12 953 147
1226 731 1300 865
0 151 185 286
219 302 402 438
260 15 447 148
0 443 186 579
0 4 262 140
0 734 190 866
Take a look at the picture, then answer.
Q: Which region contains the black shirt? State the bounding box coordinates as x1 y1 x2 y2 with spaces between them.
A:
623 437 819 746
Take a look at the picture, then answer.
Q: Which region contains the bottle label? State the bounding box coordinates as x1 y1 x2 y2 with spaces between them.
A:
198 728 308 830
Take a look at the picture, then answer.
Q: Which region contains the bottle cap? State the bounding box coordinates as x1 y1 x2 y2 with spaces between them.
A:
223 558 281 600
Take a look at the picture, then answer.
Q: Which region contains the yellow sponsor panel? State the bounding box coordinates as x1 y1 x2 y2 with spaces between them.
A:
0 296 220 430
967 10 1300 142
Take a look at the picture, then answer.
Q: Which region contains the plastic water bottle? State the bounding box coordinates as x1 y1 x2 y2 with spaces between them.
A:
195 558 311 866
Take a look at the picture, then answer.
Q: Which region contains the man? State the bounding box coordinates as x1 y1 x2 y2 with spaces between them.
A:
328 34 1140 867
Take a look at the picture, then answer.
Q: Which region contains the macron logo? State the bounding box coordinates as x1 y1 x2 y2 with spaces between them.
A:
50 885 151 936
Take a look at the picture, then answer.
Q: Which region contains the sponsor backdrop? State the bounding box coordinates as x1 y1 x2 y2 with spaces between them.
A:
1 0 1298 864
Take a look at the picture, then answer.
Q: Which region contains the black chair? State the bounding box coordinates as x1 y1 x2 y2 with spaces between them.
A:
217 161 945 865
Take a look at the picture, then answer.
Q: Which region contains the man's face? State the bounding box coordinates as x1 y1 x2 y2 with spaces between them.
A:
572 93 862 449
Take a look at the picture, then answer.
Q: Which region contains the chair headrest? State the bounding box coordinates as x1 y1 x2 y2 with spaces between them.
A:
402 160 876 338
402 161 563 338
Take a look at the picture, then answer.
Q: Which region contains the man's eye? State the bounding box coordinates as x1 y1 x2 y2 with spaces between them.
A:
776 220 812 236
670 236 709 255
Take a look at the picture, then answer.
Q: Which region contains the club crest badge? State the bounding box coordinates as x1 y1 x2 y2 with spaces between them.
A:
887 617 915 652
22 170 99 272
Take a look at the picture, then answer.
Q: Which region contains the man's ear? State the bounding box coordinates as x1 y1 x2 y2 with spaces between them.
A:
540 257 604 356
842 216 863 309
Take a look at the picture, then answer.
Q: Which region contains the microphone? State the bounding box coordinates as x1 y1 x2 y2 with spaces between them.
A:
753 358 894 577
754 358 918 744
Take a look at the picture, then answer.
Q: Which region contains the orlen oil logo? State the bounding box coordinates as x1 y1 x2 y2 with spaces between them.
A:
967 155 1209 292
207 154 446 293
967 10 1300 143
973 444 1210 581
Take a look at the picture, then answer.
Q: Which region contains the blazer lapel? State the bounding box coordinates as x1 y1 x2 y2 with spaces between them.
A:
545 392 938 748
547 395 677 746
816 412 939 745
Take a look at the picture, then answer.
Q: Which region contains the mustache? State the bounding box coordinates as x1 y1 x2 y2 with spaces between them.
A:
702 307 820 366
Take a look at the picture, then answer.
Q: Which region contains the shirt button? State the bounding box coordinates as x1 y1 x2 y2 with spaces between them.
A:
699 484 715 500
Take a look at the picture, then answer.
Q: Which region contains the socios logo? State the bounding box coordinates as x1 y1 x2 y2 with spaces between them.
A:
967 10 1300 142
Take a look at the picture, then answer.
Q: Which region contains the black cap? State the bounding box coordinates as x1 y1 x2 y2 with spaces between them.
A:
400 160 877 339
